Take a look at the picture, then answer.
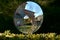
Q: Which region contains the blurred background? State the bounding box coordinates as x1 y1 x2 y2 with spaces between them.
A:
0 0 60 34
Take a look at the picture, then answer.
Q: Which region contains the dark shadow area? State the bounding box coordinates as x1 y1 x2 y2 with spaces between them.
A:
0 14 22 34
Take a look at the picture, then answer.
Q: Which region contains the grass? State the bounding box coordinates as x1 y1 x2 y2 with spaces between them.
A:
18 25 32 29
0 30 60 40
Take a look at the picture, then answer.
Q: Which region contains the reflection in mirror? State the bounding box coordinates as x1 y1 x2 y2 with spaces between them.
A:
14 1 43 34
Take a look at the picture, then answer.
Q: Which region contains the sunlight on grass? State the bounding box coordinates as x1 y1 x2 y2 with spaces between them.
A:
0 30 60 40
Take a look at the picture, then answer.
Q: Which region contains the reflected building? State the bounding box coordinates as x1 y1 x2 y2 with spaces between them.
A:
36 15 43 21
35 15 43 26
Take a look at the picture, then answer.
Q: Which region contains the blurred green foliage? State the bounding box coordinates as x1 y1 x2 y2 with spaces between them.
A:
0 30 60 40
0 0 60 33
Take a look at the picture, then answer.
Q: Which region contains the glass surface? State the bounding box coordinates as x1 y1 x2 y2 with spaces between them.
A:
14 1 43 34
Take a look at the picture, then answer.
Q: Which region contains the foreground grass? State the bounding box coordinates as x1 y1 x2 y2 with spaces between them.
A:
0 30 60 40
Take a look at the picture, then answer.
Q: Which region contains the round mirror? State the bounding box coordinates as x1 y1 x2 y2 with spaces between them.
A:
14 1 43 34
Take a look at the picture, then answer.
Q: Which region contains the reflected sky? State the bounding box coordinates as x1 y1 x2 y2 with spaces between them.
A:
24 1 43 19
